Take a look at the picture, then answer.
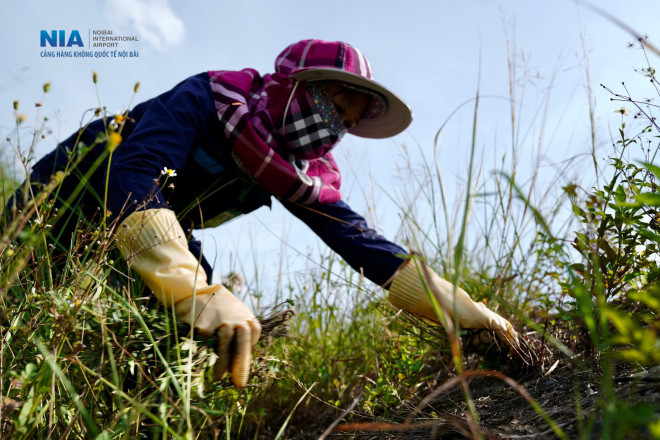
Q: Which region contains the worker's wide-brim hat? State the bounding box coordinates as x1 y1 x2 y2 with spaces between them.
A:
275 39 413 139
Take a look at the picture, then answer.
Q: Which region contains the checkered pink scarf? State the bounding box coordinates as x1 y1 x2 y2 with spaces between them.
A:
208 40 376 205
209 69 342 205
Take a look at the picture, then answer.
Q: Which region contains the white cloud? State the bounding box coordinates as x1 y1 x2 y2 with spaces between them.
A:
105 0 185 51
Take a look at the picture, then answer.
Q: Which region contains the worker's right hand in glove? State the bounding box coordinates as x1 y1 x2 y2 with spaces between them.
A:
388 258 519 350
175 287 261 386
115 208 261 387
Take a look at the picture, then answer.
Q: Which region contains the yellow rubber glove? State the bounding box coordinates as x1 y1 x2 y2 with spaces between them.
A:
115 209 261 387
388 258 519 348
175 288 261 385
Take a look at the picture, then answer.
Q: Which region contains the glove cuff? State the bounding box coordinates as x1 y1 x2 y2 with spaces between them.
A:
388 259 439 322
389 258 519 346
116 209 188 252
115 209 218 305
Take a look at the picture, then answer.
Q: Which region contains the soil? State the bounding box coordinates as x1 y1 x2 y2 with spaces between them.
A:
278 334 660 439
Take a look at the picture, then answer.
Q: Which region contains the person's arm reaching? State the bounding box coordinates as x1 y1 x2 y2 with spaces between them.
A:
110 76 261 387
115 209 261 387
281 199 407 287
283 199 518 348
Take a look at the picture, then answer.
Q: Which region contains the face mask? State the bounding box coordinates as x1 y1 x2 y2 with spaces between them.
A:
279 81 347 160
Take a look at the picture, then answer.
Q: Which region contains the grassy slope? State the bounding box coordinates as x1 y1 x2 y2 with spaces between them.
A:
1 49 659 440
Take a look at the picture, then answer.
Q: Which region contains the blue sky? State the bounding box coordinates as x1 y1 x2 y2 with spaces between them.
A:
1 1 659 303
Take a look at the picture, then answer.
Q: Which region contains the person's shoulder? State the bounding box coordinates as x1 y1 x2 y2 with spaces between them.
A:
164 72 214 100
161 71 206 89
178 72 211 89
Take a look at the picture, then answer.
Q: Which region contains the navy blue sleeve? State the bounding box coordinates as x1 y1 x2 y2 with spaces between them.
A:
281 199 407 287
107 73 216 218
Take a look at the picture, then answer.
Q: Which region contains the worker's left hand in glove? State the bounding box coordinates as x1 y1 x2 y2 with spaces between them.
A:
115 208 261 387
388 258 519 350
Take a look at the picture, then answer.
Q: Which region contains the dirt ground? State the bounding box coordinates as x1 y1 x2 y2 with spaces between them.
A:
278 335 660 439
392 359 659 439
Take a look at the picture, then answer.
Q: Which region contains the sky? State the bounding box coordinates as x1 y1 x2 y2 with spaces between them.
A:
1 0 659 304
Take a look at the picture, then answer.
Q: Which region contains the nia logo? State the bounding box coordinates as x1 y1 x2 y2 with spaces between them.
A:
40 30 84 48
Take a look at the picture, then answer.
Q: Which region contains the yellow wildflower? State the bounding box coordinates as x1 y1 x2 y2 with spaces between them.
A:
107 132 122 152
52 171 65 185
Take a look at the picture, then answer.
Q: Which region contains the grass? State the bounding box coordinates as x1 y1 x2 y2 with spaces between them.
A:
1 38 660 440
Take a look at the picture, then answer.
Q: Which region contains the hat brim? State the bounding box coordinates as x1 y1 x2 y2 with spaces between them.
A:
290 68 412 139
